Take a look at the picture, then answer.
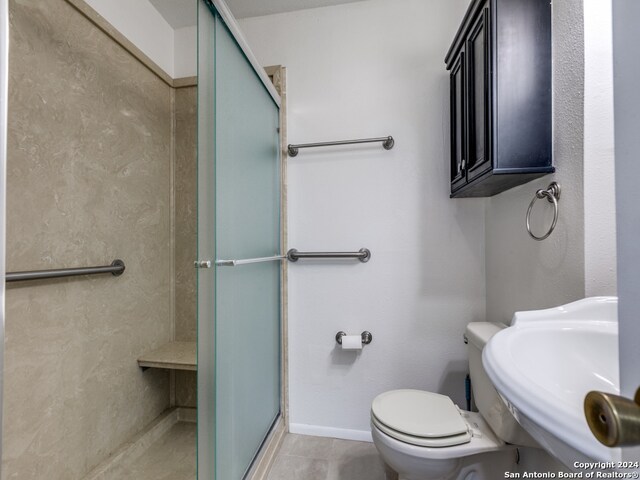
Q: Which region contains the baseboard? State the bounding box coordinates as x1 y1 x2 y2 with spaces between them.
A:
289 423 373 443
177 406 197 423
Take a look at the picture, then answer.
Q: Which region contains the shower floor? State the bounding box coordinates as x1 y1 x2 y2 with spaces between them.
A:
83 408 196 480
110 421 196 480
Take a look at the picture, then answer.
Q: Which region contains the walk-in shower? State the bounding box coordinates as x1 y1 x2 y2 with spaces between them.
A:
0 0 286 478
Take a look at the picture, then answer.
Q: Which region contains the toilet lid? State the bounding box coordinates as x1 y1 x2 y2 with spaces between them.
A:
371 390 470 442
371 413 471 447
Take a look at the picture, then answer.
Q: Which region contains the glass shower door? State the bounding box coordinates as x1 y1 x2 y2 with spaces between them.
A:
197 2 281 479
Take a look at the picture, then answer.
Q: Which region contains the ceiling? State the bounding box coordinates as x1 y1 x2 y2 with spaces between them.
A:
226 0 367 19
149 0 367 28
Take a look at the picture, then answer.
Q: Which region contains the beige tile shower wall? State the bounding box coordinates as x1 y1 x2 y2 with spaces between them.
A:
174 86 197 343
175 370 197 408
174 86 198 408
3 0 173 478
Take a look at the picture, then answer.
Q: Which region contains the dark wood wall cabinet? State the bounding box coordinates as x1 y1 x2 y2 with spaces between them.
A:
445 0 553 198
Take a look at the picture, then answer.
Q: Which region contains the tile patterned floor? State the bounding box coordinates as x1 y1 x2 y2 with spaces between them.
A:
96 425 389 480
267 434 395 480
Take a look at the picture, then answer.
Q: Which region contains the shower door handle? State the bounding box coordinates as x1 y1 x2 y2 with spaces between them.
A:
214 255 285 267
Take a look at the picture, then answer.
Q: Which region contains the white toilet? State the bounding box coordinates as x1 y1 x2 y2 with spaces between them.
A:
370 322 537 480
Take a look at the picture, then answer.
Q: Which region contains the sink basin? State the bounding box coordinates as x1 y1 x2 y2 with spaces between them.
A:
483 297 621 468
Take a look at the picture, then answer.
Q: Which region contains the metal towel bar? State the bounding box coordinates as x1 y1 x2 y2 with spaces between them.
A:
208 249 372 267
287 136 394 157
287 248 370 263
6 259 125 282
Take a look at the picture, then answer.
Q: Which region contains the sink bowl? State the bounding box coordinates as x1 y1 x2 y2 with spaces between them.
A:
483 297 621 468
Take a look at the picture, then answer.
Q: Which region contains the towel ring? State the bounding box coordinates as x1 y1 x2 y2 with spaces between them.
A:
526 182 561 241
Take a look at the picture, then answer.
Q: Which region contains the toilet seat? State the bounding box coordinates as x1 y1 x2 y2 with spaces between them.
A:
371 414 472 448
371 390 472 448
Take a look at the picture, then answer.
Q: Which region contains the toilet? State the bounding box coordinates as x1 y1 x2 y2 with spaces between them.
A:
370 322 537 480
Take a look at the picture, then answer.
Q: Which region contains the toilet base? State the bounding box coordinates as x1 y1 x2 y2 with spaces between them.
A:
393 450 516 480
372 412 517 480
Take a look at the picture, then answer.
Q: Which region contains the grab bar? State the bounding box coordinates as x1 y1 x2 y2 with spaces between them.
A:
287 136 394 157
215 255 285 267
6 259 125 282
286 248 370 263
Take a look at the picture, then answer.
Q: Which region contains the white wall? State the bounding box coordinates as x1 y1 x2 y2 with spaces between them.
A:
584 0 616 297
485 0 586 325
239 0 484 441
84 0 174 75
485 0 618 320
174 26 197 78
83 0 196 78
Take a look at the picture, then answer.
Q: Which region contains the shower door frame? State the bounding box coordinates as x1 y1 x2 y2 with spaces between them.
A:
0 0 8 464
244 64 289 480
197 1 288 478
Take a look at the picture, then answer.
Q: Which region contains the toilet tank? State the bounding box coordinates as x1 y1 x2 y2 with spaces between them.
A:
465 322 538 447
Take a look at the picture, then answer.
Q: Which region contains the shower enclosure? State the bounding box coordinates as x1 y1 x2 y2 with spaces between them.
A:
197 1 283 478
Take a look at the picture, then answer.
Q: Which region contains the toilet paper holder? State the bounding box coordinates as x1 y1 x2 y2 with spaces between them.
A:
335 331 373 346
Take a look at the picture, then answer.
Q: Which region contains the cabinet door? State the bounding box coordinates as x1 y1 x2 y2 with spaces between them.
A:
450 47 466 193
466 7 491 182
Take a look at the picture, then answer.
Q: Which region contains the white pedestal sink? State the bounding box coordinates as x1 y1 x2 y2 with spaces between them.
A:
483 297 623 469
